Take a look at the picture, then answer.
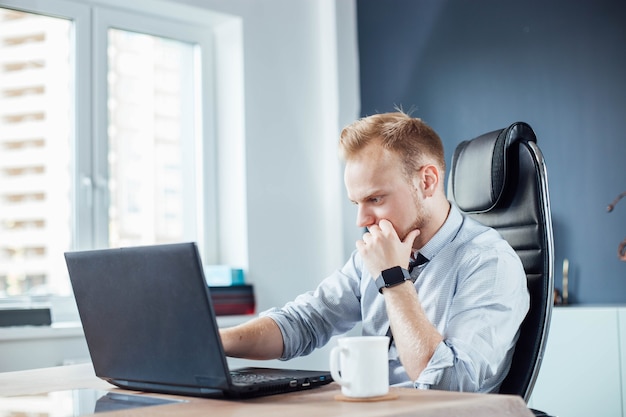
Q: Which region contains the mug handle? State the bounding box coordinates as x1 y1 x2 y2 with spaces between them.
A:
329 346 349 388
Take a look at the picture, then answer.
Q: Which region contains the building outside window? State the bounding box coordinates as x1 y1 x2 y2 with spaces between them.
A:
0 9 73 297
0 1 216 302
107 29 194 248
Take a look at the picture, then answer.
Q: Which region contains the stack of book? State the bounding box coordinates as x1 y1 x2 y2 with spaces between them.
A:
209 284 255 316
204 265 255 316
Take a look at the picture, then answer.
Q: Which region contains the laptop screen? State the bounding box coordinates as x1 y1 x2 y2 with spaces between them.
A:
66 243 232 390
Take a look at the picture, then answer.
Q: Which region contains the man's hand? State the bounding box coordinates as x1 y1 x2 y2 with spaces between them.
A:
356 219 421 278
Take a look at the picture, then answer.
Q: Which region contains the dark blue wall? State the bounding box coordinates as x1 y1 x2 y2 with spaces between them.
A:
357 0 626 304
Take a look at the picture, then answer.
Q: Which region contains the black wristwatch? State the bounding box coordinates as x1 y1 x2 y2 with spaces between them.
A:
375 266 412 294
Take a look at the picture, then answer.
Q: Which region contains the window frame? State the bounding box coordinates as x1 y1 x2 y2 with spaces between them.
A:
90 6 218 255
0 0 220 311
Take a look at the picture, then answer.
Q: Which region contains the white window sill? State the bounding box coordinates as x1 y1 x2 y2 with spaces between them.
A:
0 315 252 342
0 321 84 342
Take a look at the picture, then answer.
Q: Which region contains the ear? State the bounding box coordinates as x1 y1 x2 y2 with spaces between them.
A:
415 164 439 197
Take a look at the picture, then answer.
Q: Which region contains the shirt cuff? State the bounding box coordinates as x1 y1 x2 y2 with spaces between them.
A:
414 339 455 388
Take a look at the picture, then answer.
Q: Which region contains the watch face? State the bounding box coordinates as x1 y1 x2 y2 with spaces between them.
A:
377 267 411 294
382 266 406 286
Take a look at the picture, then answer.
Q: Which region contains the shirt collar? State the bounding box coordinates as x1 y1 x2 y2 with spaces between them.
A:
416 203 463 262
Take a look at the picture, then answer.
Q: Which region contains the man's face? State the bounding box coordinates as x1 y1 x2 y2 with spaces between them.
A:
344 142 428 246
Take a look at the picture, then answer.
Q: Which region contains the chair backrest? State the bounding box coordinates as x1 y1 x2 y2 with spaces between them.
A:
447 122 554 401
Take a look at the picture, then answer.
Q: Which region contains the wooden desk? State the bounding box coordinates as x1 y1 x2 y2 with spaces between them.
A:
0 363 533 416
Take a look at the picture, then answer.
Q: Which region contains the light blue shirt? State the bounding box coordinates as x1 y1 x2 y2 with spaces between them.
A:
262 203 529 393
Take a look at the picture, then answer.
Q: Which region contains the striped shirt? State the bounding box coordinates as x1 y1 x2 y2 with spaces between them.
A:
262 203 529 393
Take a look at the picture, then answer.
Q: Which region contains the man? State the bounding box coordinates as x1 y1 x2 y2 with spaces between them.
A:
220 112 529 392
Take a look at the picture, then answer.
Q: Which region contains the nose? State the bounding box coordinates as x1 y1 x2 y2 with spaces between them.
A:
356 206 375 229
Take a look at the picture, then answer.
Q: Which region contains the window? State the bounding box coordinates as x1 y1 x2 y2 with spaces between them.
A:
0 8 73 296
106 29 196 247
0 0 220 305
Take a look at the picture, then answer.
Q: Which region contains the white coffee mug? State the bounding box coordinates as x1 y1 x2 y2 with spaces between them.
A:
329 336 389 398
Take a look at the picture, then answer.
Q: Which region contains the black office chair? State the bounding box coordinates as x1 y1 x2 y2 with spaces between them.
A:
447 122 554 415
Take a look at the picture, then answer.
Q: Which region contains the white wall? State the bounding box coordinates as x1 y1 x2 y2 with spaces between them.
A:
176 0 361 312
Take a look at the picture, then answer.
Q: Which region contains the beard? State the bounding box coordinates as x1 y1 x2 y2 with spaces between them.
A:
397 186 429 246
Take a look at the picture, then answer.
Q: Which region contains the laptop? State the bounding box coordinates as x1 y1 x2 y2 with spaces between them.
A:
64 242 332 398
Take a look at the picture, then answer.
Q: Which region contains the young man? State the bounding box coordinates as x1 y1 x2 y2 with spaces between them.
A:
219 112 529 392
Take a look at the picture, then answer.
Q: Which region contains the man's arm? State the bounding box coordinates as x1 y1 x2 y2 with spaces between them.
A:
357 219 441 380
382 281 443 380
219 316 284 360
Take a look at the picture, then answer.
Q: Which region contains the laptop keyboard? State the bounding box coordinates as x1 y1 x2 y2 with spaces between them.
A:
230 370 291 385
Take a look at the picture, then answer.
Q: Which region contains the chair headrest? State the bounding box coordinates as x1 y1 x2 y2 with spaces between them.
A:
450 122 537 213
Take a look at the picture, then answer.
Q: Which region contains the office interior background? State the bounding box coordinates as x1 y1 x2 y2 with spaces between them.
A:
0 0 626 416
356 0 626 304
175 0 626 306
0 0 625 414
2 0 624 309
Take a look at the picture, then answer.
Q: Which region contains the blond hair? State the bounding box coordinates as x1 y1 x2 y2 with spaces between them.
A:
339 112 446 181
